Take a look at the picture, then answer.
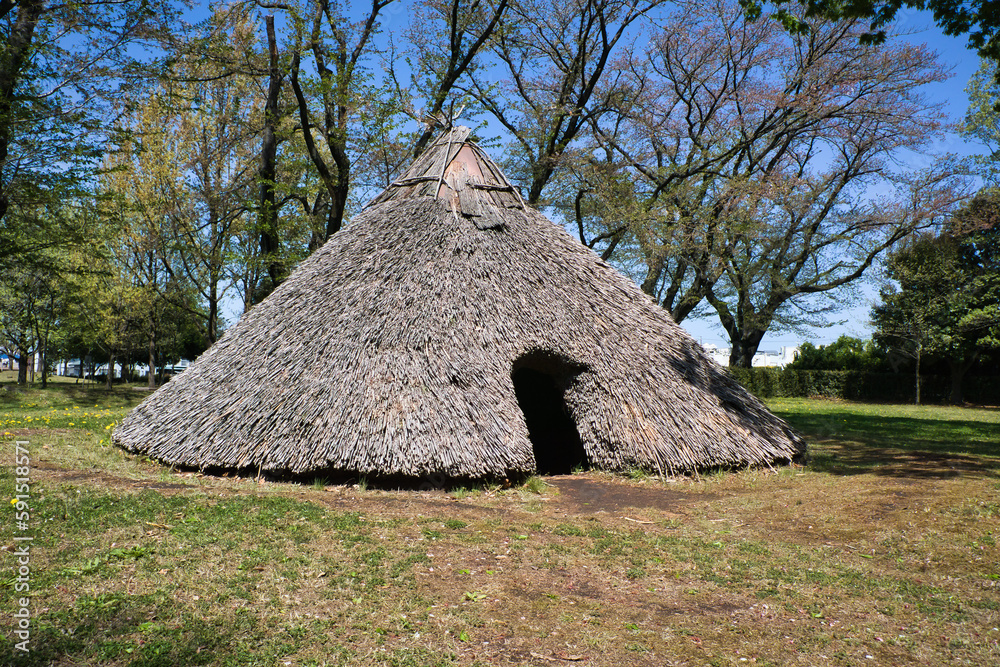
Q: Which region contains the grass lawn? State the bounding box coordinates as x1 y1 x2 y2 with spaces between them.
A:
1 386 998 666
0 371 100 385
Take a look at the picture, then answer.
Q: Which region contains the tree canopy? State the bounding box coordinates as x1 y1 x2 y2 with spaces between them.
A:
741 0 1000 61
0 1 180 268
871 191 1000 404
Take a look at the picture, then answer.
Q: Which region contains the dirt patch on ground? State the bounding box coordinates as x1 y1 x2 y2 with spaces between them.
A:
31 460 195 492
27 460 719 525
547 475 718 514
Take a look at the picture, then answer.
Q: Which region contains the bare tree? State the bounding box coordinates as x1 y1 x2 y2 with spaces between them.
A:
565 0 965 365
399 0 509 158
467 0 666 204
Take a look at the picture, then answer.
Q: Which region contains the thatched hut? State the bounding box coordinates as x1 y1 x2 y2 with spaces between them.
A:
113 127 805 480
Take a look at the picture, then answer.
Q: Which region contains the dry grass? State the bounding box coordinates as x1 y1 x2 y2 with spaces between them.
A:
1 387 998 666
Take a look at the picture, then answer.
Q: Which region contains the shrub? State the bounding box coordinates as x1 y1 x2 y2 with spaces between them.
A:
728 367 999 404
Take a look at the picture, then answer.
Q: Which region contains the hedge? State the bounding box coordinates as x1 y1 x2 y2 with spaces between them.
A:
727 367 1000 405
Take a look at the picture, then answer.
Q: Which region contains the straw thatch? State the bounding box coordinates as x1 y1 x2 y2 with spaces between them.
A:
113 126 805 479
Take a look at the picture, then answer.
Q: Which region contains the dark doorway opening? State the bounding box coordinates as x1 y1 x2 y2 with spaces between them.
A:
511 357 588 475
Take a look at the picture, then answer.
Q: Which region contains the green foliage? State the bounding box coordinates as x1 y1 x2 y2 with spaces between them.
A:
0 2 181 268
728 367 1000 404
871 194 1000 402
523 476 549 494
788 336 888 372
742 0 1000 62
872 233 962 357
952 192 1000 351
963 59 1000 182
729 367 878 400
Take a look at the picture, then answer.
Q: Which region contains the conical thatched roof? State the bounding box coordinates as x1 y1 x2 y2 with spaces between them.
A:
113 127 805 479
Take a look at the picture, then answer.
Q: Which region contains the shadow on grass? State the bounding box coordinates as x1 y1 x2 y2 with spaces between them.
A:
772 410 1000 479
0 592 243 667
0 382 147 409
805 443 1000 479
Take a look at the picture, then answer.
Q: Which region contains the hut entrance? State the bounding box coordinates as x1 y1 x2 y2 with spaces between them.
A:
511 354 588 475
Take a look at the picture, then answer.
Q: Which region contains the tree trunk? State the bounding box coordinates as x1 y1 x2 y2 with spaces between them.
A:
208 283 219 344
39 339 46 388
288 50 348 248
0 0 45 222
914 343 922 405
640 255 664 301
16 345 27 384
106 352 115 390
948 354 979 406
258 14 285 290
148 328 157 390
705 288 769 369
728 330 767 369
527 164 554 206
325 147 350 240
122 340 131 384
